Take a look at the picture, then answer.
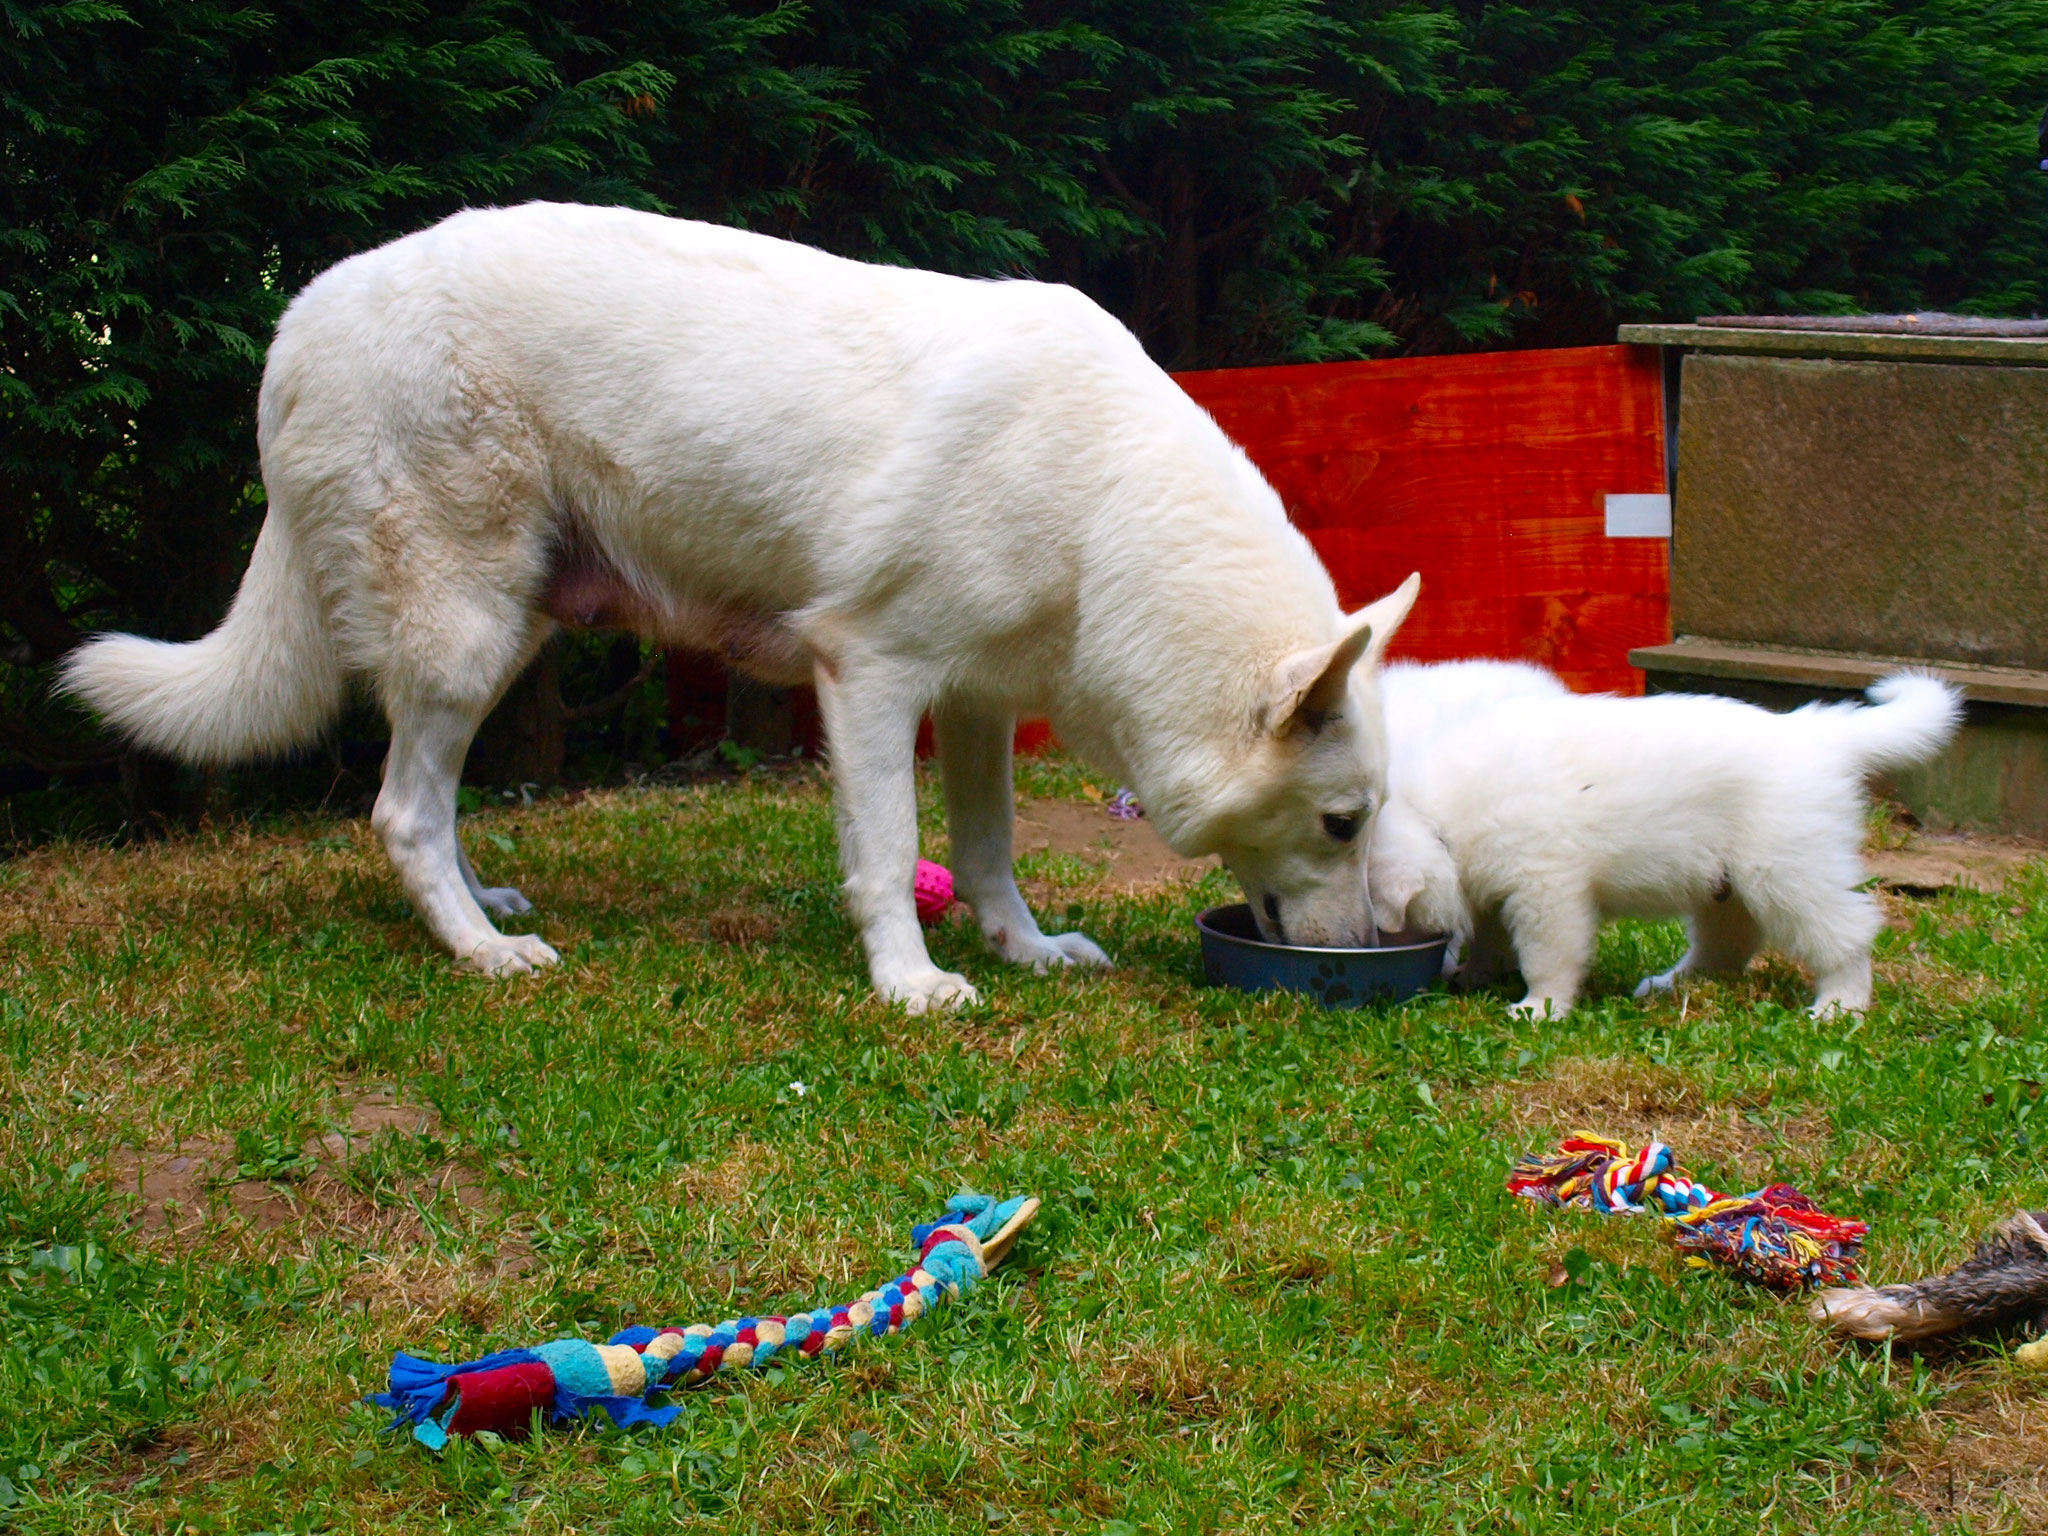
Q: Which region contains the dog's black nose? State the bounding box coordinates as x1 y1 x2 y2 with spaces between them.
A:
1262 892 1285 943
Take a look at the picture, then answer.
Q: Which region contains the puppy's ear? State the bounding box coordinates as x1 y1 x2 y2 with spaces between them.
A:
1262 573 1423 736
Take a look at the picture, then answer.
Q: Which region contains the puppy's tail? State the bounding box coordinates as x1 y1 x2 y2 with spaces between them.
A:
59 509 346 765
1834 671 1962 776
1811 1210 2048 1342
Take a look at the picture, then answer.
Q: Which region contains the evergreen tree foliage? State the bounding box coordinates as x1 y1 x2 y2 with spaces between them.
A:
3 0 2044 784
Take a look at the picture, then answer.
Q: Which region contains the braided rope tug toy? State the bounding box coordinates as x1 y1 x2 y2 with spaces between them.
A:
1508 1136 1866 1290
372 1192 1038 1448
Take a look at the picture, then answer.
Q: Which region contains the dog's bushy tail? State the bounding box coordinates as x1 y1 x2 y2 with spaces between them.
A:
59 510 345 765
1811 1210 2048 1341
1833 671 1962 776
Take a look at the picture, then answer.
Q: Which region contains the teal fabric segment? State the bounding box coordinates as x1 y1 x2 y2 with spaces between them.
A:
533 1339 614 1399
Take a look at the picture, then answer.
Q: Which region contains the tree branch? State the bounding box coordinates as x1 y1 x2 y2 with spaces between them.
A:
0 711 122 773
561 651 660 724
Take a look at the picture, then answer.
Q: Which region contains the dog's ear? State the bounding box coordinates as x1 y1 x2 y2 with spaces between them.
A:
1263 572 1423 736
1356 571 1422 668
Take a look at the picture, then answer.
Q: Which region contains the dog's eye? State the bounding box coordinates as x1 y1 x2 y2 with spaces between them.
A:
1322 810 1363 843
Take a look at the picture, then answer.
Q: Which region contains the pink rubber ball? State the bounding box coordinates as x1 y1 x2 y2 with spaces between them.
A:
914 860 955 924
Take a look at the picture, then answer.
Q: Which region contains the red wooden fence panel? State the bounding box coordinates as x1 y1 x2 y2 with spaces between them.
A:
667 343 1670 753
1176 343 1670 695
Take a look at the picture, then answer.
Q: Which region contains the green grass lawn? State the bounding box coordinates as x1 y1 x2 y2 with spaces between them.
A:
4 757 2047 1534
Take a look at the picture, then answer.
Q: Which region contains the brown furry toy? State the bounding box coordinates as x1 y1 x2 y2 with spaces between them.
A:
1810 1210 2048 1351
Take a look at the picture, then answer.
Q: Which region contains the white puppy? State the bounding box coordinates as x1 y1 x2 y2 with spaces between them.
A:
60 201 1420 1010
1368 673 1962 1017
1381 659 1568 785
1376 658 1568 962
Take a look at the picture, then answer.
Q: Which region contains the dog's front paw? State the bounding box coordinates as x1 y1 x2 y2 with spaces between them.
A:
463 933 559 977
1633 969 1678 999
884 968 980 1014
1508 993 1571 1020
475 884 534 917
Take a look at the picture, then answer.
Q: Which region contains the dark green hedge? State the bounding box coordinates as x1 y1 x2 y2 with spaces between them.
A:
4 0 2045 774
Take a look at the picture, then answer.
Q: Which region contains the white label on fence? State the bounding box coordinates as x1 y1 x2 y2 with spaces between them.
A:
1605 492 1672 538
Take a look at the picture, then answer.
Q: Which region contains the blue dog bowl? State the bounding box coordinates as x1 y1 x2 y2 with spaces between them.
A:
1196 904 1448 1008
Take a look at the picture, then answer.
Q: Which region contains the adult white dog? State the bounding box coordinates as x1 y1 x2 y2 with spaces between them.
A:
1367 673 1961 1018
63 201 1420 1010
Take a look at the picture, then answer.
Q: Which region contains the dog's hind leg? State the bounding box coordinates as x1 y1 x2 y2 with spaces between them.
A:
1501 886 1595 1019
1635 894 1760 999
374 686 559 977
817 660 977 1012
456 837 535 917
934 705 1110 974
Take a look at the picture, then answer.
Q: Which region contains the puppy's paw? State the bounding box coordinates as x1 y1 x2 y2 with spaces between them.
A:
884 968 980 1014
475 884 534 917
1807 995 1867 1019
463 932 559 977
1633 969 1678 999
1508 993 1572 1020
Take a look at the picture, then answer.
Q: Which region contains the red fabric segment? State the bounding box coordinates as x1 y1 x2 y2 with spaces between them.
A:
444 1361 557 1439
697 1343 726 1373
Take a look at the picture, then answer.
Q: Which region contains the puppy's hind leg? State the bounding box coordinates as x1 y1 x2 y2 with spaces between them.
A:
1501 886 1597 1020
818 660 976 1013
934 705 1110 974
1773 886 1880 1017
1635 893 1759 999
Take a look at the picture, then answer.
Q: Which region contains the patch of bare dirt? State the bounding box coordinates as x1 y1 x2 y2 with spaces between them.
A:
1216 1218 1337 1297
104 1091 486 1241
1503 1056 1830 1180
663 1135 786 1210
1889 1387 2048 1532
703 902 788 947
104 1423 218 1495
1876 950 1997 1003
1867 831 2045 897
1013 796 1214 890
1103 1336 1260 1420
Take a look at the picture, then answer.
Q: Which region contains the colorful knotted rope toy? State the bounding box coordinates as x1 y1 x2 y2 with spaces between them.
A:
1508 1136 1865 1291
371 1192 1038 1449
